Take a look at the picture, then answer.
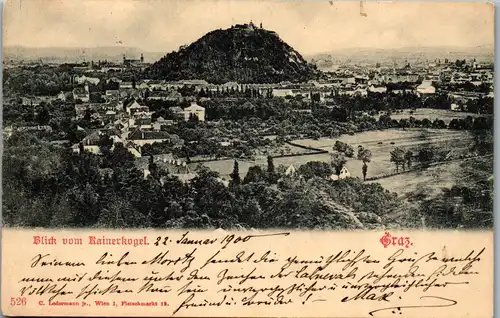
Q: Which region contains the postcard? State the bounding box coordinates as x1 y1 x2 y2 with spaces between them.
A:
1 1 494 317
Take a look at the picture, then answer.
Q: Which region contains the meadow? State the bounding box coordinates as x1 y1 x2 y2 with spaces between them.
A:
293 128 471 178
191 128 473 182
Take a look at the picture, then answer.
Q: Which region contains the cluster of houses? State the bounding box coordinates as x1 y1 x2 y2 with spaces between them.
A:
71 99 206 153
15 56 493 116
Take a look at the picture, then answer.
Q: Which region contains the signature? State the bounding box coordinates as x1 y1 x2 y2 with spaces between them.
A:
368 296 457 316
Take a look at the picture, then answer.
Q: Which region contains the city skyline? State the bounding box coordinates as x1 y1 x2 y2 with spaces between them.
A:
4 0 494 55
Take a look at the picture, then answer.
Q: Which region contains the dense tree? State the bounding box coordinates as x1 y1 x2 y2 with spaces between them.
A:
330 153 347 175
266 155 277 183
98 135 114 154
3 131 491 230
404 151 413 170
334 141 355 157
297 161 332 180
417 146 435 167
390 147 405 173
357 146 372 180
35 106 51 125
230 160 241 186
243 166 267 184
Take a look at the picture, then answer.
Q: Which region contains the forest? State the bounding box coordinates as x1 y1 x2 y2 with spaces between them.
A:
3 129 493 230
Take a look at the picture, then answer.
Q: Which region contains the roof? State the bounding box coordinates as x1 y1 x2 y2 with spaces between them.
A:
126 100 144 109
73 87 88 95
170 106 183 113
153 153 175 162
285 164 296 175
149 90 171 97
184 102 205 111
242 101 255 108
128 129 171 140
167 91 182 99
82 131 101 144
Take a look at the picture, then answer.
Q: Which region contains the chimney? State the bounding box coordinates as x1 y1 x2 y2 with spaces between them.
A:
141 132 144 139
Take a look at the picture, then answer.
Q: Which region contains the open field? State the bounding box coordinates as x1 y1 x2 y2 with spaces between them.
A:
366 160 467 198
378 108 484 124
255 143 315 157
191 128 473 181
292 128 473 179
367 162 458 197
189 152 331 180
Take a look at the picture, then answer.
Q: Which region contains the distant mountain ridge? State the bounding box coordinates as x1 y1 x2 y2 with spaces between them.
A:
5 43 493 70
145 23 320 84
3 46 165 63
306 45 494 70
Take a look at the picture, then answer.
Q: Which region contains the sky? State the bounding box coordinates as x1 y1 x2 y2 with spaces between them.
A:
3 0 495 55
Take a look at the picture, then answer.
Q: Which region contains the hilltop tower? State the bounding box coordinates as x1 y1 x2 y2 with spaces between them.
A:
141 53 144 63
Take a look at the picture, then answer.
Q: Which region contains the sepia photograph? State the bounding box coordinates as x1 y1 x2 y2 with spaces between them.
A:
2 0 494 230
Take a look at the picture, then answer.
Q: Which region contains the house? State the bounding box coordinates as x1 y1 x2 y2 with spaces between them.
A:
3 126 13 138
153 117 174 130
123 54 144 67
272 88 294 98
21 96 54 106
339 166 351 179
135 154 194 181
128 129 172 146
148 80 169 90
183 102 206 121
72 131 102 154
127 146 142 158
15 125 53 133
74 104 88 119
285 164 297 176
73 85 90 102
120 88 143 100
368 85 387 93
57 91 67 101
74 75 100 85
329 166 351 181
120 82 134 89
386 74 420 84
103 110 117 121
104 90 120 100
136 81 150 90
166 91 183 102
125 100 149 115
416 81 436 95
354 88 368 97
133 112 153 126
147 90 172 101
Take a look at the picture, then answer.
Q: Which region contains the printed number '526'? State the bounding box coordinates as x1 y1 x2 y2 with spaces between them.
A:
10 297 27 306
